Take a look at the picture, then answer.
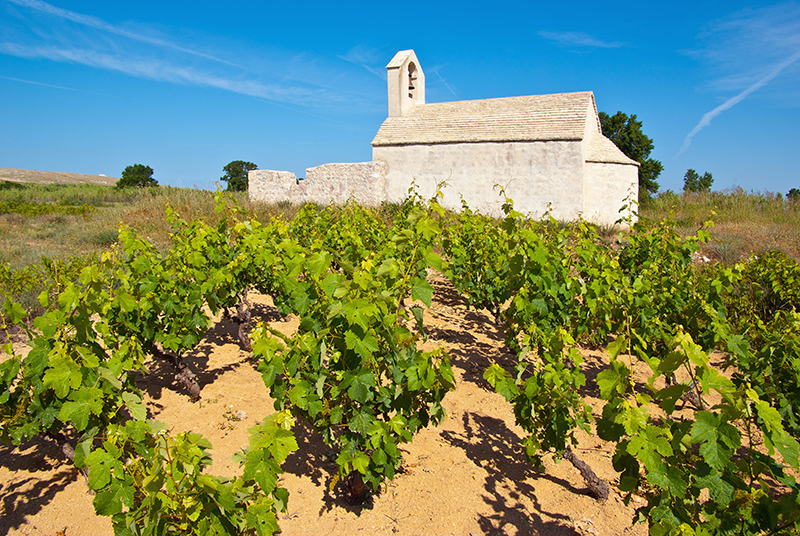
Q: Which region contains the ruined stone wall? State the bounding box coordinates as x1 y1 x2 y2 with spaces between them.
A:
248 162 387 206
247 169 298 205
302 162 387 205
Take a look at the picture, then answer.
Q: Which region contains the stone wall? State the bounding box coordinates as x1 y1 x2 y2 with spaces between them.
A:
248 152 636 226
373 140 586 221
302 162 387 205
583 162 638 226
247 169 298 205
248 162 387 206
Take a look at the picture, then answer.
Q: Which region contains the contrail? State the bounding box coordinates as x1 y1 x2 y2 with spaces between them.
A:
0 73 115 96
431 68 458 99
0 74 80 91
677 48 800 156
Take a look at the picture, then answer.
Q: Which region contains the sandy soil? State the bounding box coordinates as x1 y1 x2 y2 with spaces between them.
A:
1 274 649 536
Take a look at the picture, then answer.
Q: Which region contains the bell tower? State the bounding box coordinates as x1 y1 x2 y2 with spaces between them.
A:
386 50 425 117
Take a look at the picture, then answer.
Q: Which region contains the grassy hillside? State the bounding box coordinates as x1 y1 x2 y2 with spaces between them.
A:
0 168 118 186
0 180 297 269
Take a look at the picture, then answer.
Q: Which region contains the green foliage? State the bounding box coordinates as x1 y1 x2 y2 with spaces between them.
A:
0 180 25 190
221 160 257 192
446 196 800 534
252 197 454 494
723 251 800 436
683 169 714 193
117 164 158 189
0 182 140 207
441 198 516 322
0 254 98 323
85 414 297 536
3 190 456 533
788 188 800 201
599 111 664 202
0 200 95 216
727 251 800 327
1 193 295 534
5 187 800 534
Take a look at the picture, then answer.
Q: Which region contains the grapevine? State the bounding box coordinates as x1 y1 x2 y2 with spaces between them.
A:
3 189 799 535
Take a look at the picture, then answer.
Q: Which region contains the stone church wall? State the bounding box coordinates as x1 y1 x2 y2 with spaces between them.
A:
373 140 586 221
583 162 639 225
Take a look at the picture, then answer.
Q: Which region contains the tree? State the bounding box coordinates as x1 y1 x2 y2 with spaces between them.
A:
788 188 800 201
220 161 257 192
599 111 663 202
699 171 713 192
683 169 699 192
683 169 713 193
117 164 158 189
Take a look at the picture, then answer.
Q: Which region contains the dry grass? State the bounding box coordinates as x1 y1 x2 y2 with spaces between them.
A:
641 188 800 264
3 170 799 270
0 181 302 269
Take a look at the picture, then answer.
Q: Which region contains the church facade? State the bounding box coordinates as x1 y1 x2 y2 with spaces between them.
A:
249 50 639 225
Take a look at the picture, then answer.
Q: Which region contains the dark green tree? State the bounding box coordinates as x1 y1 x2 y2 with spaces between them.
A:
220 160 257 192
599 111 663 202
117 164 158 189
699 171 713 192
683 169 699 192
788 188 800 201
683 169 713 193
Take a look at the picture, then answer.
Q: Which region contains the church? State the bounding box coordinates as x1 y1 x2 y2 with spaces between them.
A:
249 50 639 225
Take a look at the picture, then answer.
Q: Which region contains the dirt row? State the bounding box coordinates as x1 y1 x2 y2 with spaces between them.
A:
1 274 647 536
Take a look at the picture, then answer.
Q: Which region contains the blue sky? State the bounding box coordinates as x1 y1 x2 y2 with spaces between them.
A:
1 0 798 195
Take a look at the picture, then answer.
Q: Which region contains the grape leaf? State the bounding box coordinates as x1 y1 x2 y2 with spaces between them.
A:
411 279 433 306
597 360 630 400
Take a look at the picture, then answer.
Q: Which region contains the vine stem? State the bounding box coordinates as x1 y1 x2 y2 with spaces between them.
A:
561 445 610 502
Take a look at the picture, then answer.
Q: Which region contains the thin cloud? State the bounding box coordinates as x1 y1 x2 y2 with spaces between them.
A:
7 0 245 69
538 31 624 49
678 48 800 156
0 42 334 105
339 45 386 79
696 3 800 88
0 2 373 109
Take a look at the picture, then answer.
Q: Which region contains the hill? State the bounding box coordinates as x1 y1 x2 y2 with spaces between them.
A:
0 168 118 186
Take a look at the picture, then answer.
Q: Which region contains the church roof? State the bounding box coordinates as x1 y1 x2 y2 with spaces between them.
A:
372 91 597 146
586 132 640 166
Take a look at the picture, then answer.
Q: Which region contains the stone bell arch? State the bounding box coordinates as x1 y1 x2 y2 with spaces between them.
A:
386 49 425 117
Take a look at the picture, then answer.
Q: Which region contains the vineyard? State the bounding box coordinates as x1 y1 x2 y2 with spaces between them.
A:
1 190 799 535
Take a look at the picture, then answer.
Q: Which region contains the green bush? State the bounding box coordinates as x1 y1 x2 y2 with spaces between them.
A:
116 164 158 189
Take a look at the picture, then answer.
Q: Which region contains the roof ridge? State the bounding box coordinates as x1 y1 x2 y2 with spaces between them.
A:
372 91 595 146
